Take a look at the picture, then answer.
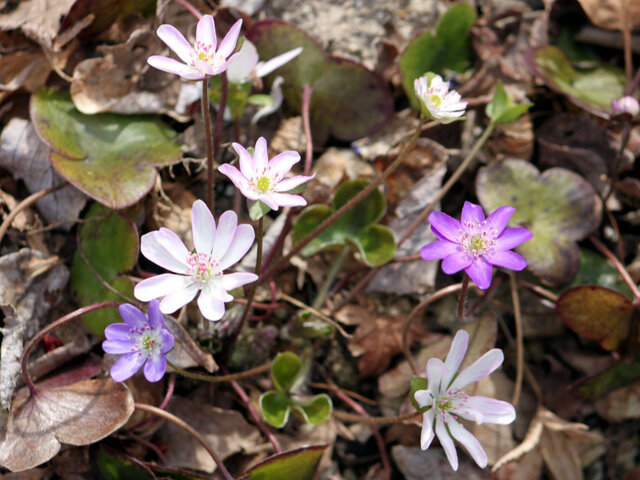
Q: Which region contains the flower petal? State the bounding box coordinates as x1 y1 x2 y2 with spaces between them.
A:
141 228 189 274
232 142 255 179
275 174 314 193
485 249 527 271
461 396 516 425
118 303 147 328
253 137 269 173
192 199 216 255
420 240 459 261
218 223 255 270
156 25 193 64
414 389 433 409
450 348 504 392
110 352 146 382
218 164 251 193
252 76 284 124
104 323 134 341
447 417 488 468
144 353 167 382
198 285 227 321
486 205 515 235
219 272 258 290
268 150 301 176
147 56 204 80
267 192 307 208
465 257 493 289
255 46 303 77
158 282 200 314
427 211 461 242
461 201 485 225
134 274 192 302
436 416 459 471
441 251 472 274
226 40 258 83
103 338 136 355
161 330 175 354
210 210 238 261
196 15 216 50
442 330 468 390
426 358 445 394
147 299 163 329
495 227 533 250
420 409 436 450
217 19 242 60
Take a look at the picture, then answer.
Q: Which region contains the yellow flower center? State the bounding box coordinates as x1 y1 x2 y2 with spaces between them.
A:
256 176 271 193
142 334 154 351
430 94 442 108
469 235 484 252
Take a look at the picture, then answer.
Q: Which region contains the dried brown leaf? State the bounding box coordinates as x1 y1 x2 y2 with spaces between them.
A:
0 0 76 49
577 0 640 30
595 382 640 422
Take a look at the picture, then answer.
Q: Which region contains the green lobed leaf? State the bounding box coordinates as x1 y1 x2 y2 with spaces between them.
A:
30 87 182 209
485 81 532 124
259 390 292 428
476 159 601 286
237 446 327 480
249 199 272 221
70 203 138 336
409 376 430 411
271 351 303 392
399 3 476 109
292 394 333 425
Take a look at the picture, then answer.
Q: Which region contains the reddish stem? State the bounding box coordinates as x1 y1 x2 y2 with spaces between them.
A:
302 85 314 176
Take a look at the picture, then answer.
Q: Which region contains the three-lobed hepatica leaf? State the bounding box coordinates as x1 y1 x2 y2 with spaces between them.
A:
246 20 393 145
557 286 635 351
30 87 182 209
259 352 332 428
524 45 626 117
293 179 396 267
237 445 327 480
476 159 601 286
70 203 139 336
399 3 476 110
0 378 134 472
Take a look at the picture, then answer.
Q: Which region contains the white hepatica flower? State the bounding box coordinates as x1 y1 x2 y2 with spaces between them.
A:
414 74 467 124
134 200 258 321
414 330 516 471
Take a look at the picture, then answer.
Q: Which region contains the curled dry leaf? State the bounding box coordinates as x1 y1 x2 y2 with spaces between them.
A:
577 0 640 30
0 378 134 472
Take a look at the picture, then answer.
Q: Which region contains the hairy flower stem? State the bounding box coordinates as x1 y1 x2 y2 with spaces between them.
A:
135 403 234 480
332 410 421 424
456 274 470 322
202 77 215 210
312 246 349 311
21 301 120 395
166 359 271 382
510 272 524 406
258 115 425 285
302 84 314 176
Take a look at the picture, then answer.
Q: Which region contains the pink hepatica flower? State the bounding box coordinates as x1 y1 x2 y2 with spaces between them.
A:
414 330 516 471
414 74 467 123
103 300 174 383
148 15 242 80
134 201 258 321
612 95 640 118
218 137 314 211
421 201 532 289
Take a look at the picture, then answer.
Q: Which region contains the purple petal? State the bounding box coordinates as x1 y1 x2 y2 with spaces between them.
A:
426 358 445 394
196 15 216 49
414 390 433 409
104 323 134 341
436 416 459 471
198 285 227 321
485 249 527 271
103 338 136 355
140 228 189 274
218 223 255 270
118 303 147 329
147 299 163 329
427 211 461 242
144 353 167 382
461 201 485 225
161 330 175 354
465 257 493 289
216 19 242 60
147 56 204 80
420 240 459 261
255 47 303 77
486 206 515 235
275 174 314 193
110 352 147 382
420 409 436 450
495 227 533 250
219 272 258 290
156 25 193 64
192 199 216 255
158 282 200 314
268 150 300 176
441 251 472 274
218 164 251 193
232 142 255 179
450 348 504 392
447 418 488 468
442 330 468 390
267 192 307 208
134 274 193 302
253 137 269 173
211 210 238 261
462 397 516 425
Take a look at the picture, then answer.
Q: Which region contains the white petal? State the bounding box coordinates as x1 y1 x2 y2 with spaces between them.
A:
442 330 468 391
191 199 216 255
449 349 504 392
140 229 189 274
147 56 203 80
435 415 458 471
226 40 258 83
447 417 488 468
196 15 216 50
218 223 255 270
252 76 284 124
210 210 238 261
255 47 303 77
218 272 258 290
159 283 200 313
232 142 256 179
253 137 269 172
460 396 516 425
198 285 227 321
157 25 193 65
134 274 192 301
414 389 433 409
216 19 242 60
426 358 445 395
420 409 436 450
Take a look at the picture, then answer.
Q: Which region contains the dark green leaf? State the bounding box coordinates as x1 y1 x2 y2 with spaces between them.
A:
237 446 327 480
259 390 292 428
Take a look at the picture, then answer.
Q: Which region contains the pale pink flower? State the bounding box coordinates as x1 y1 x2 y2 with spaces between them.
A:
414 330 516 470
134 201 257 321
148 15 242 80
612 95 639 118
414 74 467 123
218 137 314 211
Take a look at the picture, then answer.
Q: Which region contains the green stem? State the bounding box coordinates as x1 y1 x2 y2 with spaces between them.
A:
166 359 271 382
312 246 349 310
202 77 214 210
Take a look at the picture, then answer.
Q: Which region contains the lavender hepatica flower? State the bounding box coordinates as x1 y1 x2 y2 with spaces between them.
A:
148 15 242 80
414 73 467 124
103 300 174 383
612 95 639 118
414 330 516 471
134 201 258 321
218 137 314 211
421 201 532 289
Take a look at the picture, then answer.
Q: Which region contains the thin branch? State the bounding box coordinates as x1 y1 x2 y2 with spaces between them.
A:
279 292 353 338
202 78 215 210
591 236 640 301
332 410 421 425
510 273 524 406
302 85 314 176
167 359 271 382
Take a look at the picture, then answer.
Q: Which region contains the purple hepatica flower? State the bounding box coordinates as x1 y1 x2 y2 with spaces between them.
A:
414 330 516 471
218 137 314 211
421 201 532 289
134 201 258 321
147 15 242 80
103 300 174 383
